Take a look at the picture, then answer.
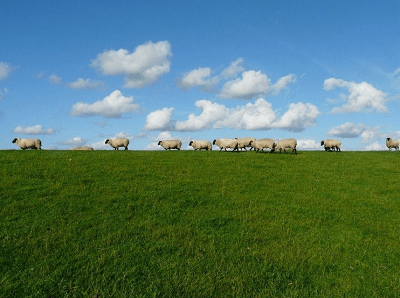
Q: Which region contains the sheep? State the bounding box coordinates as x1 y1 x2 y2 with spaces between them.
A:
249 138 276 153
235 137 256 151
72 146 94 150
386 138 399 151
212 139 239 152
273 138 297 154
189 140 212 151
321 139 341 152
105 138 129 150
158 140 182 150
12 138 42 150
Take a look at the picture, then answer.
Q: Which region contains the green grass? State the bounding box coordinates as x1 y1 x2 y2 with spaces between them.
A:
1 150 400 297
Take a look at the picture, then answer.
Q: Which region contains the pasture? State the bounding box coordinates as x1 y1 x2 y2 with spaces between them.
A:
1 150 400 297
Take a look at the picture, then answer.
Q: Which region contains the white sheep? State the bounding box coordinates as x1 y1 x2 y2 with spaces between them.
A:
235 137 256 151
105 138 129 150
212 139 239 151
189 140 212 151
12 138 42 150
249 138 276 152
158 140 182 150
273 138 297 154
386 138 399 151
72 146 94 150
321 139 341 152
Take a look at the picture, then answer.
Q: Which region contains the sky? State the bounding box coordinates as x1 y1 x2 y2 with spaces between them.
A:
1 0 400 150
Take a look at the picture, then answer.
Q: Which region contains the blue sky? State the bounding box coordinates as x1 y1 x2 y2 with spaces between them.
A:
1 0 399 150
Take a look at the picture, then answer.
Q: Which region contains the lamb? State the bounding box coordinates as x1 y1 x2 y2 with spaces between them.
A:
158 140 182 150
249 139 276 153
105 138 129 150
321 139 341 152
12 138 42 150
189 140 212 151
235 137 256 151
72 146 94 150
212 139 239 152
386 138 399 151
273 138 297 154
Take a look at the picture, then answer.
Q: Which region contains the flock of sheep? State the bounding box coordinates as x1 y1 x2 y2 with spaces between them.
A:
11 137 400 152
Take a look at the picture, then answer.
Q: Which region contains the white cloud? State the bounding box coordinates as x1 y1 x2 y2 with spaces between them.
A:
67 78 105 90
220 70 271 99
149 98 320 132
70 90 140 118
13 125 55 135
91 140 109 150
177 67 219 92
324 78 388 113
219 70 295 99
214 98 276 130
0 62 17 80
297 139 321 150
91 40 172 88
274 102 320 132
221 57 245 78
60 137 87 147
176 100 229 131
144 107 175 131
365 141 385 151
328 122 383 143
272 74 296 93
48 74 62 85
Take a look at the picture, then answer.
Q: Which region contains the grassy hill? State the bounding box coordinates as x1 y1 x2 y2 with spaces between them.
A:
1 150 400 297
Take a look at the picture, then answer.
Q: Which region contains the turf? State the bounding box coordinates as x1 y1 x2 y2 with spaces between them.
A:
1 150 400 297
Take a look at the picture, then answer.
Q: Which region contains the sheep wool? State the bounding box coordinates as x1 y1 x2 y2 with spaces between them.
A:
212 139 239 151
386 138 399 151
235 137 256 151
249 138 276 152
189 140 212 151
321 139 341 152
12 138 42 150
274 138 297 154
158 140 182 150
105 138 129 150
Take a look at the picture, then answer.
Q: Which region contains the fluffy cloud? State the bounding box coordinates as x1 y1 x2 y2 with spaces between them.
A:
324 78 388 113
221 57 245 78
60 137 87 147
220 70 295 99
328 122 383 143
144 107 175 131
176 100 229 131
147 98 319 132
177 67 219 92
365 141 386 151
91 40 172 88
220 70 271 99
274 102 320 132
0 62 17 80
297 139 321 150
13 125 55 135
67 78 105 90
272 74 296 93
70 90 140 118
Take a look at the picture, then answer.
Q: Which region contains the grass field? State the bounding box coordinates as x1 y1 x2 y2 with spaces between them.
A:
1 150 400 297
